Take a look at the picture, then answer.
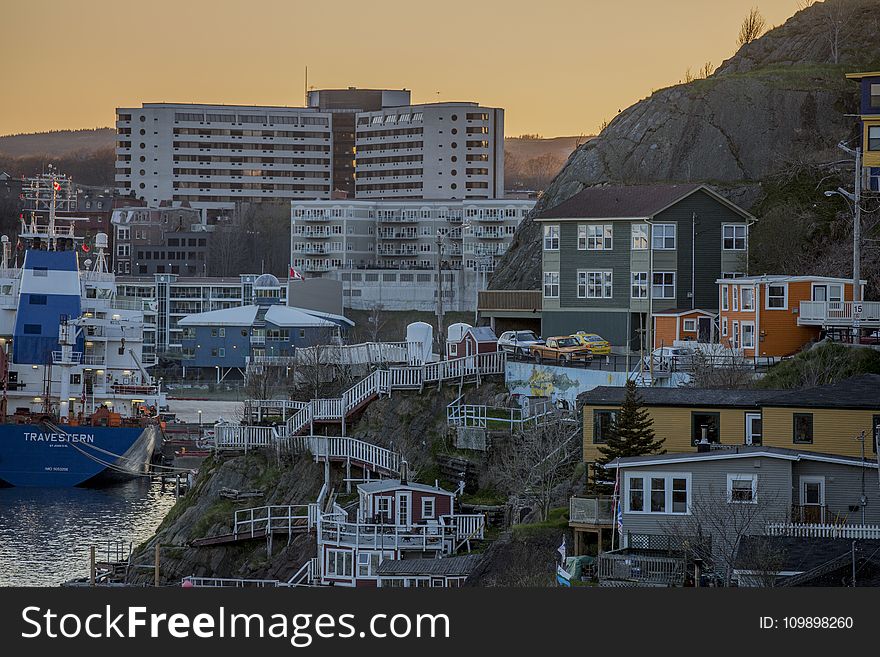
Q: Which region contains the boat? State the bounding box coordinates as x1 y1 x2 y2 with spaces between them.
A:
0 169 164 487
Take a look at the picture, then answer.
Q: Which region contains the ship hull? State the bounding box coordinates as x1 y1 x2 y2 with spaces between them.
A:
0 424 161 487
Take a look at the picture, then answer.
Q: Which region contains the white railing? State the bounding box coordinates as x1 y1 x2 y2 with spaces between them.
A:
214 424 276 451
767 523 880 539
319 518 451 551
182 576 284 588
234 504 316 538
287 557 319 587
244 399 308 422
442 514 486 541
51 351 82 365
282 435 400 475
447 398 555 429
799 300 880 325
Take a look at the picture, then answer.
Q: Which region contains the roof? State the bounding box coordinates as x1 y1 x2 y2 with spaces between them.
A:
715 274 864 285
579 385 772 409
465 326 497 342
845 71 880 80
603 445 879 470
536 183 753 221
177 305 259 327
293 307 355 327
358 479 454 496
652 308 718 318
580 375 880 411
263 305 337 328
376 554 483 577
735 536 880 575
760 374 880 410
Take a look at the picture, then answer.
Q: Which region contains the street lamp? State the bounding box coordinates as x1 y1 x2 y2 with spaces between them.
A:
197 409 203 429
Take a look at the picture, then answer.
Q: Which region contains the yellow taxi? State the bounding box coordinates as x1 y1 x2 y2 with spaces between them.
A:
572 332 612 355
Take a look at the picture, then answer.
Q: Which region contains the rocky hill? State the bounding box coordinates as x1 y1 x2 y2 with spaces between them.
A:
490 0 880 291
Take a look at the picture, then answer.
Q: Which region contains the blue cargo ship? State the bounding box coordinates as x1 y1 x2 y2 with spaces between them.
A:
0 170 164 487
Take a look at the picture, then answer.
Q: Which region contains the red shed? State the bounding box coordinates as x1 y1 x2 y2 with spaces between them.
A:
447 326 498 359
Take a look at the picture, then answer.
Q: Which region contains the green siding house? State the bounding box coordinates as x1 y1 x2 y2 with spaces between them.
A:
536 183 754 347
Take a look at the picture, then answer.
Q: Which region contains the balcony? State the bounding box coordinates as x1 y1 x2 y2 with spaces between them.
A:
798 300 880 328
302 230 331 239
569 496 614 526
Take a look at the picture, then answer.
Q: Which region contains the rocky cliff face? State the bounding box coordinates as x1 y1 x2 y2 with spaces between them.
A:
489 0 879 291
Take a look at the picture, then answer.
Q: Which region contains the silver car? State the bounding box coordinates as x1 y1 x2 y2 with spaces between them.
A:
497 330 544 357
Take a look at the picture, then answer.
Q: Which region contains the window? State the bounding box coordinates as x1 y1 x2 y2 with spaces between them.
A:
218 348 226 358
741 287 755 311
543 225 559 250
631 224 648 250
731 320 739 348
869 125 880 151
766 284 787 309
727 474 757 503
116 243 130 257
29 294 47 305
732 286 739 311
593 410 617 444
24 324 41 335
543 272 559 299
721 316 728 336
375 496 392 521
326 549 353 577
691 411 720 444
580 224 612 250
579 271 613 299
421 497 436 519
722 224 747 250
219 328 225 337
741 322 755 349
721 286 729 311
652 223 676 249
631 272 648 299
625 473 690 515
683 318 697 332
652 272 675 299
871 84 880 109
628 477 644 512
793 413 814 444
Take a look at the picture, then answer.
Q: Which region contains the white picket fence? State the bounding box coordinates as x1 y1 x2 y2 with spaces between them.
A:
767 523 880 539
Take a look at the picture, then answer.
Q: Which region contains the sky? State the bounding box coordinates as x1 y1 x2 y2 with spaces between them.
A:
0 0 803 138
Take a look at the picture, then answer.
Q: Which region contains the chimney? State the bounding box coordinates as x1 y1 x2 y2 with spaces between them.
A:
399 460 409 486
697 426 710 453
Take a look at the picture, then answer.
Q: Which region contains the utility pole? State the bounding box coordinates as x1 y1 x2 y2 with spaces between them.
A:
436 230 445 358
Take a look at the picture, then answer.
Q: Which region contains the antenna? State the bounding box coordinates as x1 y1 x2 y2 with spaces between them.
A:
304 65 308 105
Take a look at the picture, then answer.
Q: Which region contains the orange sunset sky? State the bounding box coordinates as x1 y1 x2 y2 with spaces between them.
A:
0 0 803 138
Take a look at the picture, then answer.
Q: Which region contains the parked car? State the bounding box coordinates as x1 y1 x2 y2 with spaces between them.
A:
498 330 545 356
530 336 593 364
572 332 612 355
643 346 696 370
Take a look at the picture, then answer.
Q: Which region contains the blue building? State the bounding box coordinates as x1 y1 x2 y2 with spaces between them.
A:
178 274 352 379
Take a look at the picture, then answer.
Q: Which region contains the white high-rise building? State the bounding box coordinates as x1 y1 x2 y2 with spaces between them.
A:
115 103 334 215
355 102 504 200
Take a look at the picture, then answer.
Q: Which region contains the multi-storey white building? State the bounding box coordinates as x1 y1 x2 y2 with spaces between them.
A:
290 199 534 311
355 102 503 200
115 93 506 216
115 103 334 216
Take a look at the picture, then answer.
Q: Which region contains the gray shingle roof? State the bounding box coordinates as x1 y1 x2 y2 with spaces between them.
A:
376 554 483 577
735 536 880 574
759 374 880 410
538 183 705 219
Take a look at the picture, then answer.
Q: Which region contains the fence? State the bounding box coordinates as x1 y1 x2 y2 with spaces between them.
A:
767 522 880 540
233 504 317 539
446 397 556 430
598 551 686 586
280 435 400 476
569 496 615 525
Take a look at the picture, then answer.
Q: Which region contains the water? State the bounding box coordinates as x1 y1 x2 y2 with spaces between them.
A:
0 479 177 586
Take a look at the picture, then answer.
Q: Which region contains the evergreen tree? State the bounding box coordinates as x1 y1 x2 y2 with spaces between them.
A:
597 380 665 465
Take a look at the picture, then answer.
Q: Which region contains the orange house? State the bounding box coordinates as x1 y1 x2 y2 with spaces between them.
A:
716 275 870 359
652 308 717 349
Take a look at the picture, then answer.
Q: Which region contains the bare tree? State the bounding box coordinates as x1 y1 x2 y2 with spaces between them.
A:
684 67 694 84
243 364 284 402
494 418 581 521
699 61 715 79
686 348 756 389
818 0 857 64
737 7 766 47
366 303 387 342
660 482 786 586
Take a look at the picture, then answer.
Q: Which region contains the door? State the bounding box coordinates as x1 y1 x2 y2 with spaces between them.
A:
698 317 712 343
744 413 762 445
396 492 411 527
800 477 825 523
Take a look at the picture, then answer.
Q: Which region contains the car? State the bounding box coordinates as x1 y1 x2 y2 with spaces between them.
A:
572 332 612 355
643 346 696 370
530 336 593 365
498 330 544 357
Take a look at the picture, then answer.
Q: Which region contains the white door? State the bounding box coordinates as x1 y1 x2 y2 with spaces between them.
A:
396 492 411 527
800 477 825 523
745 413 762 445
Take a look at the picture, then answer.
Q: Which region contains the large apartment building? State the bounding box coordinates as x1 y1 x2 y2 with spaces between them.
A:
355 102 504 200
115 103 334 215
115 91 505 216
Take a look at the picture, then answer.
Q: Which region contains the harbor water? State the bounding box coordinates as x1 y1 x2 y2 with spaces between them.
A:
0 478 177 586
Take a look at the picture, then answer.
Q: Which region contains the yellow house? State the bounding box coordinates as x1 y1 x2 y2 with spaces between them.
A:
580 375 880 468
845 71 880 189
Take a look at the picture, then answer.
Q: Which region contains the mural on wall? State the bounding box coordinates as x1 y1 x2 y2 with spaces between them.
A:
505 362 690 406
